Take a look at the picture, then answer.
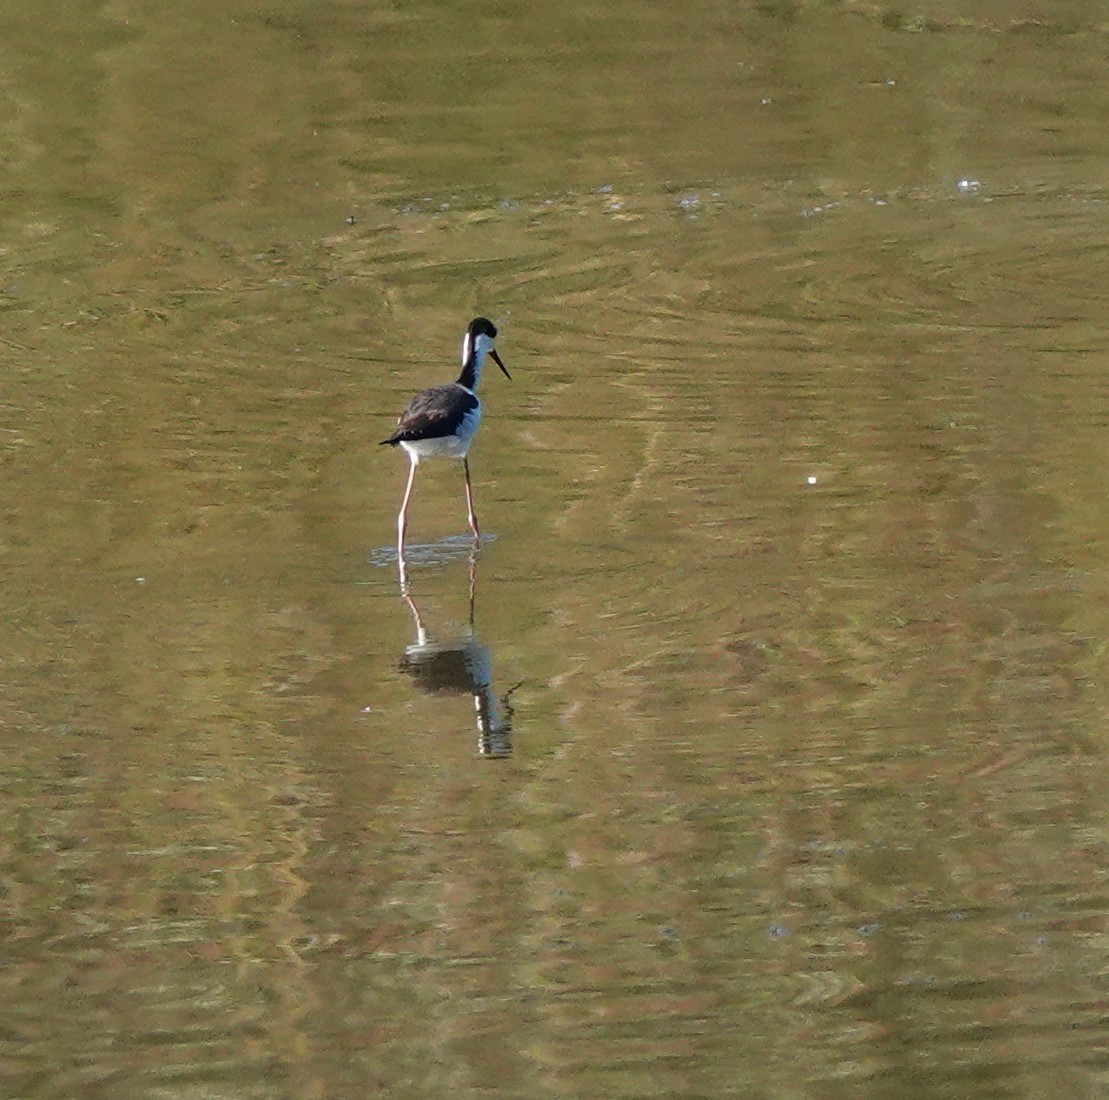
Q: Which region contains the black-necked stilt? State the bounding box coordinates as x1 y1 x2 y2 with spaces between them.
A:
381 317 511 550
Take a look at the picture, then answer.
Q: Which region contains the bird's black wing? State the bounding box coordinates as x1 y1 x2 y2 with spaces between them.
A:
380 384 478 445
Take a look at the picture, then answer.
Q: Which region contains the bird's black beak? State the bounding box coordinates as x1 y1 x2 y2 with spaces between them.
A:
491 348 511 381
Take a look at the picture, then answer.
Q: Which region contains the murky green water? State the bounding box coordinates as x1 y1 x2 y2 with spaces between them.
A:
1 2 1107 1097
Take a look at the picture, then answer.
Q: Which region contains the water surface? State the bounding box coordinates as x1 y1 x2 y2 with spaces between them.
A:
1 2 1107 1097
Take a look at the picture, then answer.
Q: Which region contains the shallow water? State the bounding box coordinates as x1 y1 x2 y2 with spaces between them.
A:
1 2 1107 1097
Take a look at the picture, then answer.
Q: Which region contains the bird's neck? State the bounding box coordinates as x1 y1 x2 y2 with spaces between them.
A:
456 334 493 391
456 355 481 391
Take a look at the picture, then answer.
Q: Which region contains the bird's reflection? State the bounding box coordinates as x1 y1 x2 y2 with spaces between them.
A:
397 546 517 757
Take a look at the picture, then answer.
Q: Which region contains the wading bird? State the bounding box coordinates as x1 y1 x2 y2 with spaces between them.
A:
381 317 510 551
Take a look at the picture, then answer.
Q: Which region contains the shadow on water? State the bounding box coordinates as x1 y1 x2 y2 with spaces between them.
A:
389 542 518 758
366 532 495 571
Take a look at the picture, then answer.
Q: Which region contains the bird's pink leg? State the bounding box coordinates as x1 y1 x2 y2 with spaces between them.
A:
397 456 418 553
463 458 480 540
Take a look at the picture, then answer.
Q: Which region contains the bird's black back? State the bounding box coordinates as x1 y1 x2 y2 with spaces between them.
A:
380 383 479 445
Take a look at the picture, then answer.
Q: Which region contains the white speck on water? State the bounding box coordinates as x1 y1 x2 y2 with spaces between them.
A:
801 200 840 218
